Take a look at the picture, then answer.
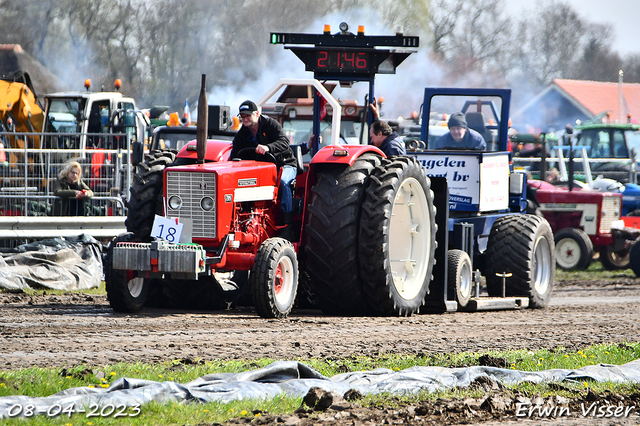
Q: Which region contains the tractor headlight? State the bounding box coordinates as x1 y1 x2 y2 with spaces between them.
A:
201 196 215 211
168 195 182 210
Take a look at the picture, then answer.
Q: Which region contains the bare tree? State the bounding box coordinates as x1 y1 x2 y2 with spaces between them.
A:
505 0 617 87
621 55 640 84
428 0 463 57
428 0 510 73
2 0 638 113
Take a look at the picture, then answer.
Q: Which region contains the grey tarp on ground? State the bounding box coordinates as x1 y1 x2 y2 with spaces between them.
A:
1 359 639 419
0 234 103 291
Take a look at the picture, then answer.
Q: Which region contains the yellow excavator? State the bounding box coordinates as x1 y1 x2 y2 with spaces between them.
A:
0 70 44 165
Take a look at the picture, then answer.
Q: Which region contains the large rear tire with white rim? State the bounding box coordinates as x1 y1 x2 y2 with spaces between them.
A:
359 156 437 316
125 150 176 241
304 153 381 315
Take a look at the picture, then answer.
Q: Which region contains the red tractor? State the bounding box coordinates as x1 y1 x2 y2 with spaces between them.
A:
527 179 629 270
104 79 438 318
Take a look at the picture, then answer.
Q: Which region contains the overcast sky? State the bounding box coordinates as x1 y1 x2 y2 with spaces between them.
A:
504 0 640 56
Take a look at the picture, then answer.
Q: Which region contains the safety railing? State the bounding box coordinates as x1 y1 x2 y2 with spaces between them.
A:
0 131 134 240
0 195 127 239
512 153 638 184
0 131 133 200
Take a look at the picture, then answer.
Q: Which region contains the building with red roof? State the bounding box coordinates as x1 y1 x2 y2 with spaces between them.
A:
514 78 640 132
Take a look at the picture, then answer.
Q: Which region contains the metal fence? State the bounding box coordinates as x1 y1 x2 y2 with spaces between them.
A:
0 131 132 240
512 151 638 184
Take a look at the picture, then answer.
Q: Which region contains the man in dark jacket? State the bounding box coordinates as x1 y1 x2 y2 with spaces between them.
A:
369 120 406 157
230 100 297 225
368 100 406 157
433 112 486 150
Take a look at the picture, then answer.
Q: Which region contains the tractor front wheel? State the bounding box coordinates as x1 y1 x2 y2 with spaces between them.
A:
554 227 593 270
105 233 150 313
250 238 298 318
599 245 630 270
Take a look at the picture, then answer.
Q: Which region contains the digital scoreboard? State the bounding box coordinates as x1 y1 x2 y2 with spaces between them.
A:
316 49 371 73
270 25 418 78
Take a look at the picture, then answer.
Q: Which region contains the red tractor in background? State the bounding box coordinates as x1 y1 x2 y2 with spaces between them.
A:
527 179 632 270
524 129 639 270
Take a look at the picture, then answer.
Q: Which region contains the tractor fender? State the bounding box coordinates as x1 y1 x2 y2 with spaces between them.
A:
304 145 385 196
309 144 385 167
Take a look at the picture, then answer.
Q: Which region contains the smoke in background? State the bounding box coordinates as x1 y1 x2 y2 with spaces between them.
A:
200 10 448 121
200 9 519 123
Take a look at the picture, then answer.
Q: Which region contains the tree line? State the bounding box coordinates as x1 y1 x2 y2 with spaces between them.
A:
1 0 638 113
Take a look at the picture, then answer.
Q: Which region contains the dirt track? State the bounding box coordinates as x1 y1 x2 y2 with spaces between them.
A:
1 277 639 370
1 276 639 425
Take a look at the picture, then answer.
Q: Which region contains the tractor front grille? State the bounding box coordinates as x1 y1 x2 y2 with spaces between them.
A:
166 171 216 238
599 194 621 233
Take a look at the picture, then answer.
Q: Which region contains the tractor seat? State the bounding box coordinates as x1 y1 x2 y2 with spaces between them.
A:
465 112 494 148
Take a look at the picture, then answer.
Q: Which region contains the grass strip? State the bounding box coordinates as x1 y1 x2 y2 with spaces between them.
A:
0 342 638 425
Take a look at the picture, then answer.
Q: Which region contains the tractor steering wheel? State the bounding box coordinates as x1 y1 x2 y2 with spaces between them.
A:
234 147 277 164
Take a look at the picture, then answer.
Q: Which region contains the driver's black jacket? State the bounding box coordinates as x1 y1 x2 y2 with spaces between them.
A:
230 114 296 168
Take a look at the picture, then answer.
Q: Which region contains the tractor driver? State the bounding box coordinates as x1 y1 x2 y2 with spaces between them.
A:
368 99 406 157
230 100 298 227
433 112 486 150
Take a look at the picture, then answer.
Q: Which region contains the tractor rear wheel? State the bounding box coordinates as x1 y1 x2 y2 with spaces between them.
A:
629 242 640 277
304 153 381 315
554 227 593 270
447 249 472 308
485 215 555 308
359 156 437 316
250 238 298 318
105 233 150 313
599 245 630 270
125 150 177 241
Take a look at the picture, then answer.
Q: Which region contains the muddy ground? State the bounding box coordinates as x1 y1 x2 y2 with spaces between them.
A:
1 276 639 424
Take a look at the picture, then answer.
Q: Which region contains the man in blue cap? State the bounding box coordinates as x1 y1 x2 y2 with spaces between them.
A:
433 112 486 150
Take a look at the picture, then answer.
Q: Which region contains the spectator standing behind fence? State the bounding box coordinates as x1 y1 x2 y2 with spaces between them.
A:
53 161 93 216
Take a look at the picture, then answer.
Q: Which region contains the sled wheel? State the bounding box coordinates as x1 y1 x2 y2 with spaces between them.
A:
359 156 437 316
485 215 556 308
554 227 593 270
250 238 298 318
447 249 472 308
105 233 150 313
599 245 630 270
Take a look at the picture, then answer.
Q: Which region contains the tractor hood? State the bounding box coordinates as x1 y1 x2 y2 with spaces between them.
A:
165 160 278 189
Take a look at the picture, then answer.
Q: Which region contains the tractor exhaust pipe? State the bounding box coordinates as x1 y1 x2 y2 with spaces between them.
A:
197 74 208 163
